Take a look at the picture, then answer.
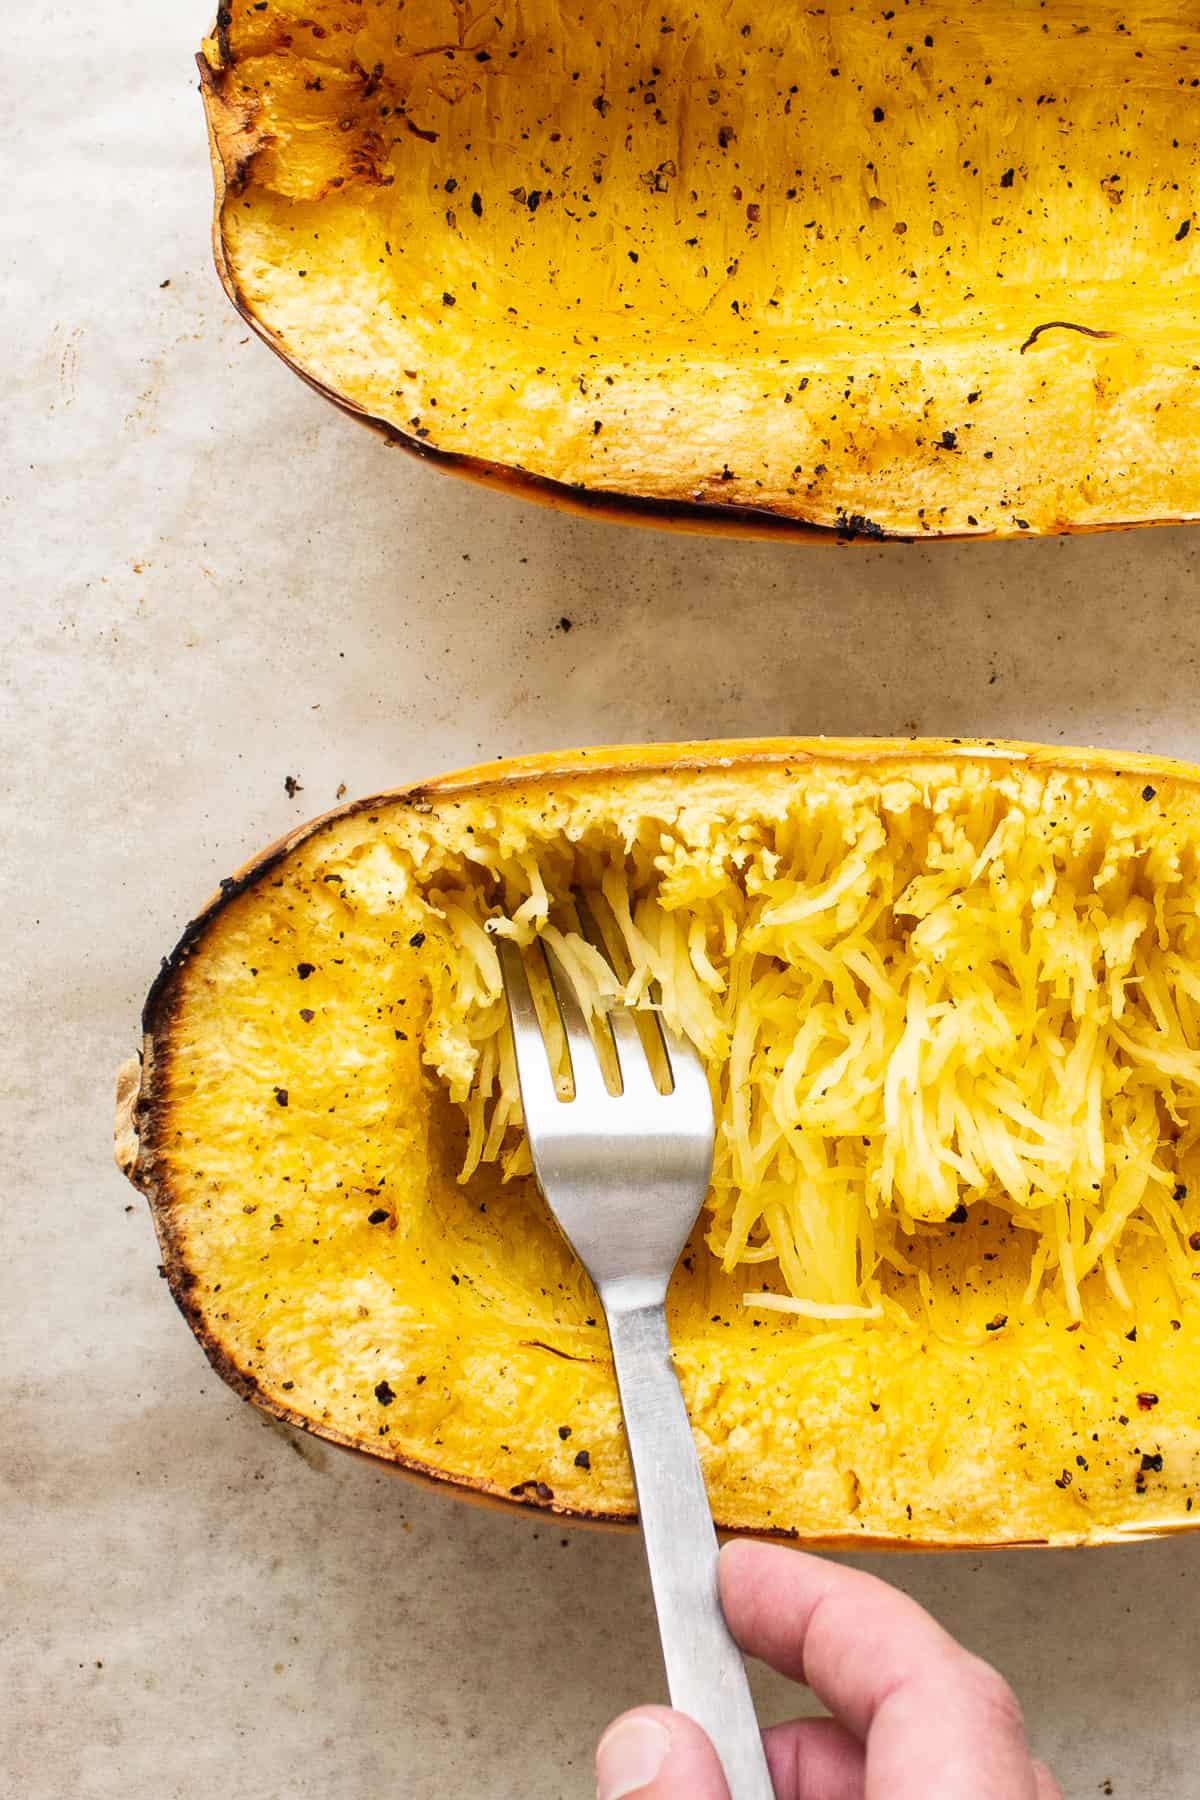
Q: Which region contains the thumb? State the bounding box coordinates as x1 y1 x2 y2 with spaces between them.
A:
595 1706 731 1800
1035 1762 1064 1800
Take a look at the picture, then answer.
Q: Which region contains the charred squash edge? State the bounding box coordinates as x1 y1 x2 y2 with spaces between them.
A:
120 736 1200 1544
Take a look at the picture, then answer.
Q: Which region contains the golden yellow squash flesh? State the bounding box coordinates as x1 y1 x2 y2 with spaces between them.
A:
121 740 1200 1546
201 1 1200 537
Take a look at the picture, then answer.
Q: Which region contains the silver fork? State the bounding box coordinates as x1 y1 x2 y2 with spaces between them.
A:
497 931 774 1800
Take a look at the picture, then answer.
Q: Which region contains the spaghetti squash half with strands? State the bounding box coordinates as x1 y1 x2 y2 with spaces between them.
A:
121 742 1200 1543
422 760 1200 1332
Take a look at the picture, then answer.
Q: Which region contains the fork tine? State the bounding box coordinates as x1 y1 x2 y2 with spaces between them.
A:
660 1025 713 1110
572 890 663 1096
497 938 561 1112
501 908 707 1111
542 942 609 1100
607 1006 662 1096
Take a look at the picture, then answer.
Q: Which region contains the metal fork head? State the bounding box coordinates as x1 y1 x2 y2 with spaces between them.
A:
496 928 715 1310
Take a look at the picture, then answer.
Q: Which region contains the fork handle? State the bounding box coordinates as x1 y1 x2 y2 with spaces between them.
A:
605 1300 775 1800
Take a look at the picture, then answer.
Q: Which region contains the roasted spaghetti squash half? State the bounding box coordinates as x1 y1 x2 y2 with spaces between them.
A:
201 1 1200 537
120 740 1200 1545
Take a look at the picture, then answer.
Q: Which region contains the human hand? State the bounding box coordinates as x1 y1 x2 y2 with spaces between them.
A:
595 1540 1061 1799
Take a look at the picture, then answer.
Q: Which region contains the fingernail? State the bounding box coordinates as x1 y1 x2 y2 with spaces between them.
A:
595 1716 671 1799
